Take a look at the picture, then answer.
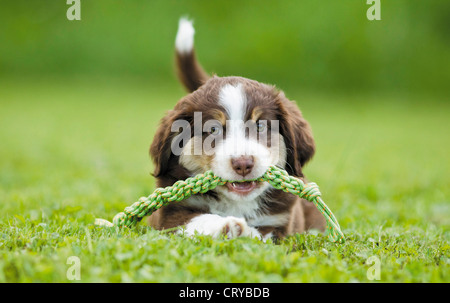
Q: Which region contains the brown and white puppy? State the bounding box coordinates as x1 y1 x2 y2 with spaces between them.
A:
148 18 325 240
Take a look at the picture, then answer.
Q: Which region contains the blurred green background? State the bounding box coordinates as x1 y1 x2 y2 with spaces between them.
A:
1 0 449 94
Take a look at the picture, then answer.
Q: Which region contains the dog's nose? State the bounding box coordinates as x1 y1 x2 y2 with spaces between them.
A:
231 156 254 177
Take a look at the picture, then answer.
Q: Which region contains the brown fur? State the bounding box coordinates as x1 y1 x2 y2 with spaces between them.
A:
175 51 210 92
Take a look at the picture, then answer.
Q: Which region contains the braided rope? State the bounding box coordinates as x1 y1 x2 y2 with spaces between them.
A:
95 165 345 243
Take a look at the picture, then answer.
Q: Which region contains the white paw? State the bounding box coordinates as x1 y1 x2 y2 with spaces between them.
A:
182 214 261 239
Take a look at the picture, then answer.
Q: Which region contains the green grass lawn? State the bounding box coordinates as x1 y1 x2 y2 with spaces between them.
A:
0 77 448 282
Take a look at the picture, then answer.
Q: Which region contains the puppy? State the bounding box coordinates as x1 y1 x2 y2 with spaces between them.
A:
147 18 325 240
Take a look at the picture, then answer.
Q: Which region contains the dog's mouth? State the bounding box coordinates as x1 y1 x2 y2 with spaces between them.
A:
225 181 259 195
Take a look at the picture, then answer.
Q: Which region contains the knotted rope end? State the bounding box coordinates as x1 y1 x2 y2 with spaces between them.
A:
94 218 114 227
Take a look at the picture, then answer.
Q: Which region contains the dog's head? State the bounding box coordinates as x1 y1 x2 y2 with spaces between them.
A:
150 76 315 201
149 19 315 202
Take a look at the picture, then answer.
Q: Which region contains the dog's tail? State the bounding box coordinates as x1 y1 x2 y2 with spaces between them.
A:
175 18 210 92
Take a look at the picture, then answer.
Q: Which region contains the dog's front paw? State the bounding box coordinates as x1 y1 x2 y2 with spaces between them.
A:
182 214 260 239
220 216 248 238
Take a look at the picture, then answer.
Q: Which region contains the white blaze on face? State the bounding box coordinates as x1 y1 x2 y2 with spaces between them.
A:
212 83 272 181
218 83 246 121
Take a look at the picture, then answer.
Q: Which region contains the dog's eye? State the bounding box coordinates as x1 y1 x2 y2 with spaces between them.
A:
209 126 222 135
256 121 266 132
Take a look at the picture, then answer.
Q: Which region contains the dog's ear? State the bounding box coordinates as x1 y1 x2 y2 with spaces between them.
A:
150 108 186 177
277 92 315 178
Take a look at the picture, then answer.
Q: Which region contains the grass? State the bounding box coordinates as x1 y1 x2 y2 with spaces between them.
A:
0 77 448 282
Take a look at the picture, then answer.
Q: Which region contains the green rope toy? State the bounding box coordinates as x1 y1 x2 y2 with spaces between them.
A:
95 165 345 243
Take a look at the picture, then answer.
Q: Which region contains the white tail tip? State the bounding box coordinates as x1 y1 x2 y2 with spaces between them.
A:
175 18 195 54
